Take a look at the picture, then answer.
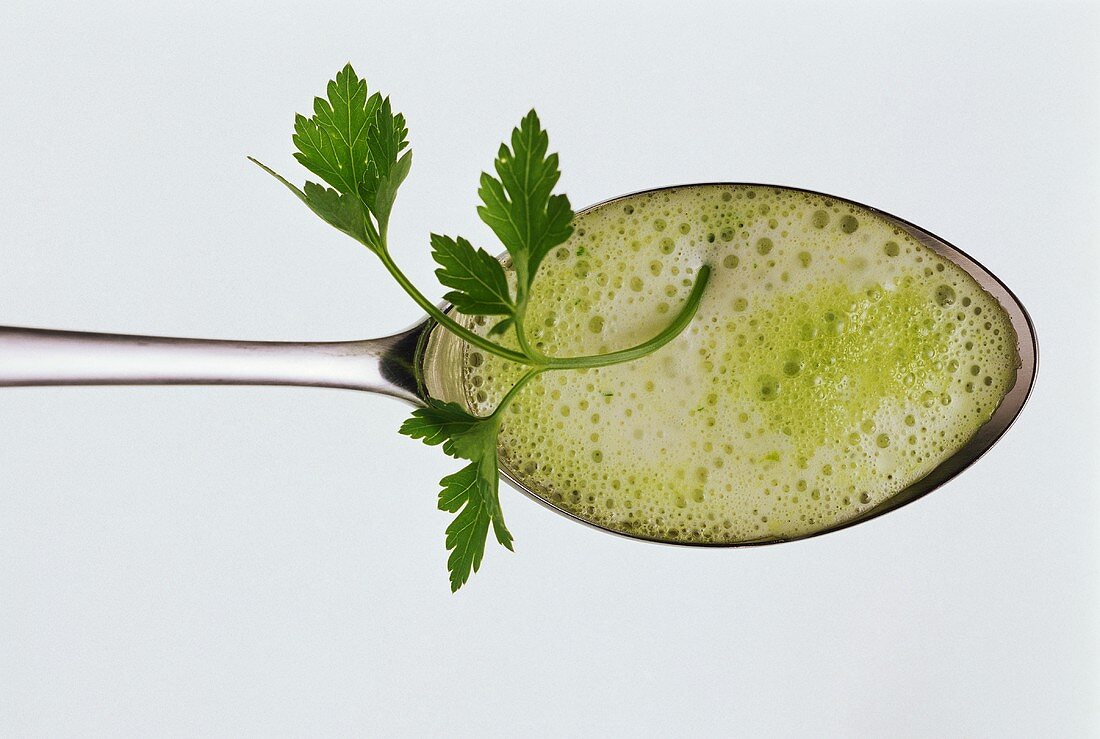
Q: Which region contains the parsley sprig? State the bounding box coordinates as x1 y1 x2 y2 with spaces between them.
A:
253 64 711 590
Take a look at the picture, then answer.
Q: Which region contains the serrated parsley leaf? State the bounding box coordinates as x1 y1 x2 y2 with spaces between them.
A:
399 400 496 459
398 400 477 445
362 97 412 228
400 401 513 591
476 110 574 295
438 462 491 590
438 455 513 591
292 65 377 195
430 234 514 320
252 64 410 251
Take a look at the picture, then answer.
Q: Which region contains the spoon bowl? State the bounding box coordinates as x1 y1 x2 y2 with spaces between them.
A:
0 183 1037 547
421 183 1038 546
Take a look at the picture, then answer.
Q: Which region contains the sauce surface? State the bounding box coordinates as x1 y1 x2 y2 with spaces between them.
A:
456 185 1018 543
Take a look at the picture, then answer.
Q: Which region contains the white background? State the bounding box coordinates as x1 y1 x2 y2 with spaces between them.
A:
1 1 1097 736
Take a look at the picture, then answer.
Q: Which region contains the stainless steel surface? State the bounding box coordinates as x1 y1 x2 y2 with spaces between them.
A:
0 183 1038 547
0 324 426 404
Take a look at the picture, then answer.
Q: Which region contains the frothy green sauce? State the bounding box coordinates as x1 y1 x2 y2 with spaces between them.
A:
455 185 1018 543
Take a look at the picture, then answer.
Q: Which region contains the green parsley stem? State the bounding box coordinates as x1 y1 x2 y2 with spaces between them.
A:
377 251 710 374
545 263 712 370
490 366 545 420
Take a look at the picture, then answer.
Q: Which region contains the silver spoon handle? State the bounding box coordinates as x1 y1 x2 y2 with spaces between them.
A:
0 325 423 403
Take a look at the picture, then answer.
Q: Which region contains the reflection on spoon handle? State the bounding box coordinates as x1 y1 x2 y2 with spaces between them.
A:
0 325 423 403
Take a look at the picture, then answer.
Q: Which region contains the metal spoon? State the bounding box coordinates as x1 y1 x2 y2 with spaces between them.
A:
0 184 1038 546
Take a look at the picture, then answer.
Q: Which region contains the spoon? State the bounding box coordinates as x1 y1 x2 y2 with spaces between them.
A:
0 183 1038 546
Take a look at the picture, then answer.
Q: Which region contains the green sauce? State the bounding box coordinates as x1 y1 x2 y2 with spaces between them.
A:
456 185 1018 543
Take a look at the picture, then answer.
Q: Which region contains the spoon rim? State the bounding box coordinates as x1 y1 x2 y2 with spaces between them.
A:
434 181 1039 548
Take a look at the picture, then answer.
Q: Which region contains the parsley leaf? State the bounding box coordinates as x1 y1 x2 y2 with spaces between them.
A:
437 463 491 588
252 63 411 251
398 400 497 459
291 65 375 196
433 111 573 349
438 455 513 591
360 97 412 230
476 110 574 297
430 234 515 329
400 401 513 591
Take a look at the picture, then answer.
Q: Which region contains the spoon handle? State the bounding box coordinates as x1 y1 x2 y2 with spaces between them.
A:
0 325 424 404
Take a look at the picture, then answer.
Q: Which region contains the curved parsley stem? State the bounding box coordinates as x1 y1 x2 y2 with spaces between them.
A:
489 367 545 420
378 249 711 375
545 264 712 370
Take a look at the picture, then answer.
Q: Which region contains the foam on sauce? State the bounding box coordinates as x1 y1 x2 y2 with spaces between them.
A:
456 185 1018 543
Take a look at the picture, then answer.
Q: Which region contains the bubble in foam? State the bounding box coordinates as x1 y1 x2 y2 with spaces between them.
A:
452 185 1018 545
